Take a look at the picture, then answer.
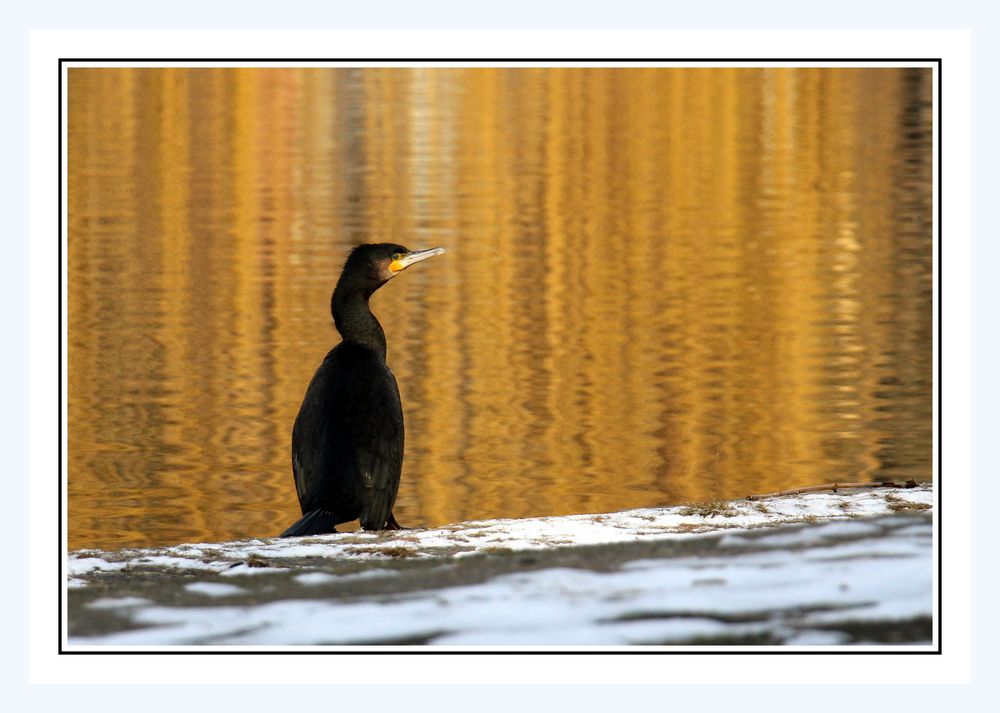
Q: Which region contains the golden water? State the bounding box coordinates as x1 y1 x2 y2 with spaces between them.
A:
67 67 933 550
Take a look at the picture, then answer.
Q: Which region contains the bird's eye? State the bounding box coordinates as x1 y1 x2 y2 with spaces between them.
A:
391 252 403 261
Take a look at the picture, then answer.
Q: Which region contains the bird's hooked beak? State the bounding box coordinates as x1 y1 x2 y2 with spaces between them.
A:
388 247 446 273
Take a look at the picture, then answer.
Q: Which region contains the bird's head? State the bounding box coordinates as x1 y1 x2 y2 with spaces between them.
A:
341 243 446 293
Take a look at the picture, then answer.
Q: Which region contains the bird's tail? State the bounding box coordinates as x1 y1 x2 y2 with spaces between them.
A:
279 509 339 538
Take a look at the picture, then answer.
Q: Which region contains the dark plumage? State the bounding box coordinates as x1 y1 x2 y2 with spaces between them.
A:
280 243 445 537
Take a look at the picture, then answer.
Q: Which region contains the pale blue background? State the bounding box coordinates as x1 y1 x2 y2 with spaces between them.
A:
4 2 992 709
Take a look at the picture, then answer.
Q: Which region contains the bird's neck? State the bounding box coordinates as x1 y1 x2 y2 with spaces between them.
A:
331 284 387 360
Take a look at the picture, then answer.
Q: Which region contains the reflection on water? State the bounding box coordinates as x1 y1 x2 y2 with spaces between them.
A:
67 67 933 550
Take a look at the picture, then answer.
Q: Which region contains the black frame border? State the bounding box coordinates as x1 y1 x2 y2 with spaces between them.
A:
58 57 943 657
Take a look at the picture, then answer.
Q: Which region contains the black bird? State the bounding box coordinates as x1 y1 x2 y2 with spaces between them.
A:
280 243 445 537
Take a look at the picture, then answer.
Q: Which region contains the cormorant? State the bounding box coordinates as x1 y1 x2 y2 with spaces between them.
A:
279 243 445 537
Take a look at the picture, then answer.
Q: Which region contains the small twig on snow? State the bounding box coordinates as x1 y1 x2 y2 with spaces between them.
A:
745 480 919 501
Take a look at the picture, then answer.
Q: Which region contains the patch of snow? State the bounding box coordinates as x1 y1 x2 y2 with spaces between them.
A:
293 570 399 586
217 564 293 577
87 596 154 609
67 558 128 576
184 582 246 597
783 630 849 646
293 572 339 586
136 556 230 572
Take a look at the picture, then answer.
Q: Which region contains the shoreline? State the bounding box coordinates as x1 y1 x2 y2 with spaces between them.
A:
67 485 934 647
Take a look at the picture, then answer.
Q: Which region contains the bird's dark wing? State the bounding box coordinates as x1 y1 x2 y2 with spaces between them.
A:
344 351 404 530
291 349 353 515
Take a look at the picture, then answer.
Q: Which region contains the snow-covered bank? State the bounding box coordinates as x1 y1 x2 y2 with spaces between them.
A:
66 486 934 647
